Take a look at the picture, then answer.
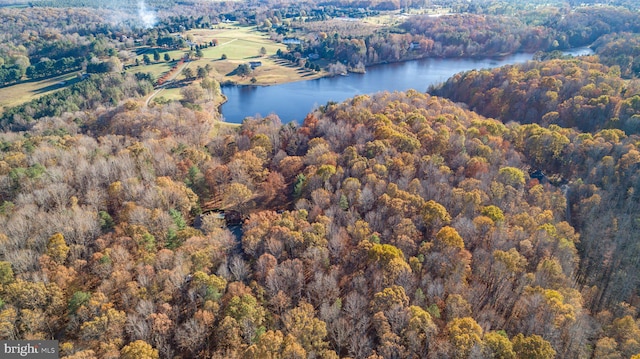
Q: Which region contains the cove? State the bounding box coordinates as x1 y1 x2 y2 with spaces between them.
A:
220 47 593 124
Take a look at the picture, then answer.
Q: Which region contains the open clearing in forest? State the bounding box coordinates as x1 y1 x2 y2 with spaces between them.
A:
185 25 324 85
362 12 406 26
136 24 324 87
128 61 174 79
0 72 78 112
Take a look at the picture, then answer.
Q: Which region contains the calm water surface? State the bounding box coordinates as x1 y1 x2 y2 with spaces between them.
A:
220 47 593 123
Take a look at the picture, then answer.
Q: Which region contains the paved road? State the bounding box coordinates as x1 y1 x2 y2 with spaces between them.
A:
145 61 191 106
218 38 238 46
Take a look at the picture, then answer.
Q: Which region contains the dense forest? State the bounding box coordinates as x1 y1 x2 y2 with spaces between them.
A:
0 7 141 87
431 54 640 318
2 90 640 358
592 33 640 79
430 57 640 134
2 1 640 359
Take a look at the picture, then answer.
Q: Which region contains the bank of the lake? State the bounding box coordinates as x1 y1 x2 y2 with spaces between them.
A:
220 47 594 124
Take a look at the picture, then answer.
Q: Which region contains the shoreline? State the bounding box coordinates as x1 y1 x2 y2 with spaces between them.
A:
211 92 236 125
223 51 533 88
223 45 593 89
218 52 521 89
219 68 329 88
219 46 593 123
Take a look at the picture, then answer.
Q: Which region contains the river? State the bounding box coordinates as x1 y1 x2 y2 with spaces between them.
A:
220 47 593 124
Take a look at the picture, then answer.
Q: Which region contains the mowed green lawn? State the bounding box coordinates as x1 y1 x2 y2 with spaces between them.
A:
154 87 183 102
126 61 175 79
191 26 286 60
130 25 290 85
187 26 324 85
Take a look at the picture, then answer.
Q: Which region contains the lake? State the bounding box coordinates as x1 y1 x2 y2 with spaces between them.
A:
220 47 593 124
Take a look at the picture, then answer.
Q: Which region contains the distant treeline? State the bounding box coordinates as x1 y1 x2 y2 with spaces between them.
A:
282 6 640 69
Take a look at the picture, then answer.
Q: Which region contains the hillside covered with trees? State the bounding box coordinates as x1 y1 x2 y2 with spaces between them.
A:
430 57 640 134
0 88 639 358
2 1 640 359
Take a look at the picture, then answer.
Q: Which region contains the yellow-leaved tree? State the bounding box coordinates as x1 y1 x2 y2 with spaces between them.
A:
46 232 69 264
447 317 483 359
120 340 159 359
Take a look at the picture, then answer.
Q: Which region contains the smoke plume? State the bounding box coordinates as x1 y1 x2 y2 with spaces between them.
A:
138 1 157 29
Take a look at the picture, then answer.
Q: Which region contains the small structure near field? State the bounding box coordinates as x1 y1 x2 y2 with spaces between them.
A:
283 38 301 45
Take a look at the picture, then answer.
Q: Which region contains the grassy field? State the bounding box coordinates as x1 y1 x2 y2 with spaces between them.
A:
152 87 183 103
362 12 405 26
361 8 452 27
0 73 79 112
128 61 175 79
190 26 284 59
182 25 325 85
138 24 325 93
